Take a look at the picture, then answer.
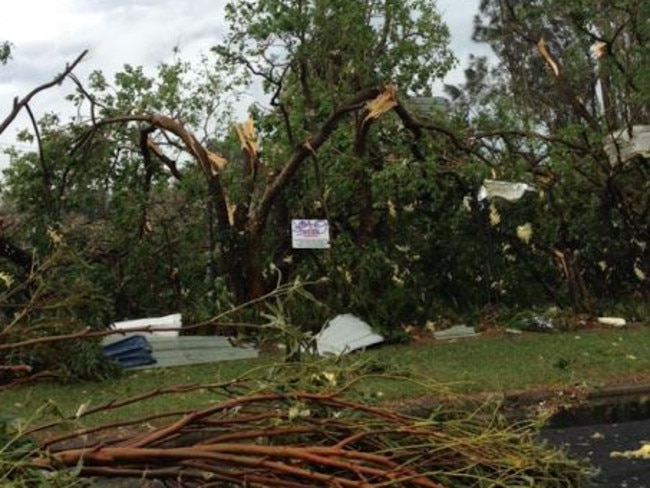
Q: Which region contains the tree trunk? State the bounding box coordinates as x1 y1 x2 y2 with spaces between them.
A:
244 223 267 302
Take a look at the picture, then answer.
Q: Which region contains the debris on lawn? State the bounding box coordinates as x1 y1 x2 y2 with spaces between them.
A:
316 314 384 356
33 384 594 487
597 316 627 328
102 335 156 368
104 314 259 368
505 328 524 335
103 333 258 369
110 313 182 337
525 315 557 333
611 442 650 459
433 324 480 340
144 335 258 367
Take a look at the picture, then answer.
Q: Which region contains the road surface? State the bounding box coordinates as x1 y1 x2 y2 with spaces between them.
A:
543 418 650 487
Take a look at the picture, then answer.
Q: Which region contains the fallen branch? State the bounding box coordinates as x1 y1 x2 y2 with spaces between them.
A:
32 389 592 487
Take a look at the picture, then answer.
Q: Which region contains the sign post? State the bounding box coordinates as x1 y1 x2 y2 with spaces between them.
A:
291 219 330 249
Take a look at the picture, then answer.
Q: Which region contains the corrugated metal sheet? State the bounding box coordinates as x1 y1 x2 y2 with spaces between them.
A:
104 314 258 368
316 314 384 356
433 325 479 341
147 336 258 367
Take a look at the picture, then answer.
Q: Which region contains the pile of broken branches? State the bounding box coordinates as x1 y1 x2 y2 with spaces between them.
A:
33 388 592 487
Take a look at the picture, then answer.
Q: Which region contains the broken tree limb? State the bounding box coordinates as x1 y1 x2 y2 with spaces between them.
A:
531 36 598 130
31 388 591 487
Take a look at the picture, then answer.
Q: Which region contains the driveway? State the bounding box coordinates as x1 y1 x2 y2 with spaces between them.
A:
543 419 650 487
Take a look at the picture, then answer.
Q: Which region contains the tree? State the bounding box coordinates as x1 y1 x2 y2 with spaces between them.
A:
1 51 88 273
447 0 650 310
3 56 238 319
207 0 456 303
0 41 10 65
49 0 457 318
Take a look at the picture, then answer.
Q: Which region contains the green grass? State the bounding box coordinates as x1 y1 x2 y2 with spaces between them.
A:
364 327 650 397
4 327 650 425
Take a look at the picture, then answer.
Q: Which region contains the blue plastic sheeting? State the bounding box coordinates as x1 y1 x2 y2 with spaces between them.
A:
103 335 156 368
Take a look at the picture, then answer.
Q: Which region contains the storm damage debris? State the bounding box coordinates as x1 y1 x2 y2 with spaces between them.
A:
103 314 257 368
316 314 385 356
478 179 536 202
110 313 182 338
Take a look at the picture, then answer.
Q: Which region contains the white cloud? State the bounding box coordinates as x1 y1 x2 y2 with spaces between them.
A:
0 0 229 168
438 0 496 86
0 0 494 170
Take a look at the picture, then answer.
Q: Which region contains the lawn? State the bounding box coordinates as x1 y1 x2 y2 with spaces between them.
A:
4 326 650 424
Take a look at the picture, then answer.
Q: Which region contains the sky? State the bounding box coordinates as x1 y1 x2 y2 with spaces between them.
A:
0 0 493 170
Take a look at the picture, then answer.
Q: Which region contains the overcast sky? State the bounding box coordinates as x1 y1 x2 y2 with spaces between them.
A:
0 0 493 169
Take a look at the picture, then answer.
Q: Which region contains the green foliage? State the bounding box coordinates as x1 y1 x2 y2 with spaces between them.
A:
2 53 236 321
2 0 650 354
0 404 88 487
0 241 120 384
443 0 650 313
209 0 465 329
0 41 11 65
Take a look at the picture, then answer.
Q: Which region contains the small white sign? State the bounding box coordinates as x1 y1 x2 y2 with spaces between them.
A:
291 219 330 249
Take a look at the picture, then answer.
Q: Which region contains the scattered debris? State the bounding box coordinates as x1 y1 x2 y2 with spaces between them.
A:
36 390 594 487
516 222 534 244
604 125 650 166
104 314 258 368
103 335 258 369
111 313 182 337
316 314 384 356
597 317 627 327
478 179 536 202
611 442 650 459
505 328 524 335
525 316 557 333
433 325 480 341
146 336 258 368
102 335 156 368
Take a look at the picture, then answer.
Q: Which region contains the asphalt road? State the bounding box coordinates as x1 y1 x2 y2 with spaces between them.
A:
543 419 650 487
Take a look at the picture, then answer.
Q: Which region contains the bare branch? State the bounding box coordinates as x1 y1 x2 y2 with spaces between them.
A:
24 103 53 203
0 50 88 136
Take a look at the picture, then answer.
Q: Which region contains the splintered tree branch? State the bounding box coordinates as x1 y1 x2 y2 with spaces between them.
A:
534 37 598 129
78 114 231 234
355 84 398 156
537 38 560 77
0 50 88 136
